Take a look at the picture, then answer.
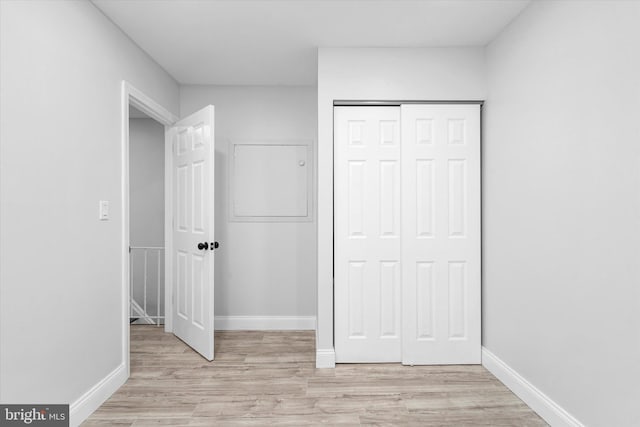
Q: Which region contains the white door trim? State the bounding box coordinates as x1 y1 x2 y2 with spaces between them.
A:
121 81 178 377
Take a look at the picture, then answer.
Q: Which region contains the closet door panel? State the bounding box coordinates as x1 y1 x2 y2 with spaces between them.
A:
401 104 481 365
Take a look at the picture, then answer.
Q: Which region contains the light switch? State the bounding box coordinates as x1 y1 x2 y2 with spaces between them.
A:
99 200 109 220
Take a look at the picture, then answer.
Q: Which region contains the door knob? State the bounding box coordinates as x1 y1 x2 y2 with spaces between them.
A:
197 242 209 250
212 241 220 249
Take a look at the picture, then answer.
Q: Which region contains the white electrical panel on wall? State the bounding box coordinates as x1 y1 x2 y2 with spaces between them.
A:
230 140 313 222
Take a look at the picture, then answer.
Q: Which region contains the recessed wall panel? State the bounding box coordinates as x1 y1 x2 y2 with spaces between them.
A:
379 160 398 237
448 160 467 238
348 161 366 238
348 261 366 338
416 262 435 340
448 262 467 339
380 261 399 337
232 144 309 219
416 160 435 238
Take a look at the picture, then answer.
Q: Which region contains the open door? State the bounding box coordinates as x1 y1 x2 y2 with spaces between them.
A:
168 105 215 361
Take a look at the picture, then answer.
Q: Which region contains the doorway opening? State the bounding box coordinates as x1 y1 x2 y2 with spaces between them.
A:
122 82 217 371
121 82 178 375
128 105 166 327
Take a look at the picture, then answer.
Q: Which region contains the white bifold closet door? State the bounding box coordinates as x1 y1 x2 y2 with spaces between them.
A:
334 104 480 365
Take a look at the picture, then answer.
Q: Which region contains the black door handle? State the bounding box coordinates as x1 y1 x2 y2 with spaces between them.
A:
211 241 220 249
197 242 209 250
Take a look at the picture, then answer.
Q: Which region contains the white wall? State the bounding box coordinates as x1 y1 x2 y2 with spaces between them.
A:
484 2 640 426
180 85 317 320
0 0 179 416
130 118 165 248
316 48 486 366
129 118 165 320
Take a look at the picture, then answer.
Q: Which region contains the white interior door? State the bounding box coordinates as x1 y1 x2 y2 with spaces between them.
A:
401 104 481 365
334 107 402 362
169 105 215 361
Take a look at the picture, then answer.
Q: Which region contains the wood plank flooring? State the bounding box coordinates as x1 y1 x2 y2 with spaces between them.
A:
84 326 547 426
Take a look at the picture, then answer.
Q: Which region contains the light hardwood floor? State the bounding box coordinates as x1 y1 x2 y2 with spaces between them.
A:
84 326 547 426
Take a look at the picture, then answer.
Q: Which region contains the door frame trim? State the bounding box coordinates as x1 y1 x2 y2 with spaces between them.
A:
121 81 178 376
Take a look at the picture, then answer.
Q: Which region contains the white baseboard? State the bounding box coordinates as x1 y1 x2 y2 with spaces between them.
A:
69 363 127 427
214 316 316 330
482 347 583 427
316 348 336 368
